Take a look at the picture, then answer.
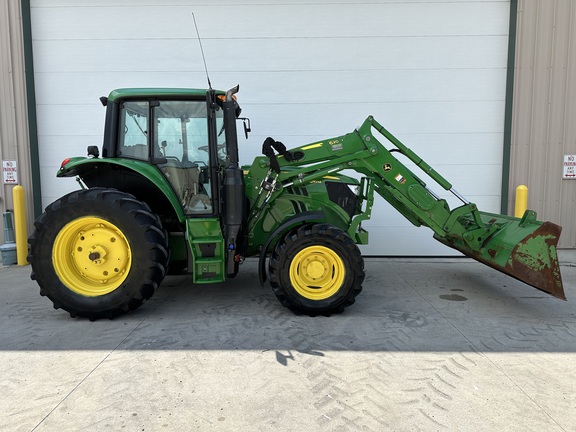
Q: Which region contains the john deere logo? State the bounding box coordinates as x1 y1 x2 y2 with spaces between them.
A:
383 163 392 171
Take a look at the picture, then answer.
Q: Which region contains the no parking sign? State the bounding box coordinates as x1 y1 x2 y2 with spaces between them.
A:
563 155 576 180
2 160 18 184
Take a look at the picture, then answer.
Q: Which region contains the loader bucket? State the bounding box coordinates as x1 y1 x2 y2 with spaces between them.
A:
435 210 565 300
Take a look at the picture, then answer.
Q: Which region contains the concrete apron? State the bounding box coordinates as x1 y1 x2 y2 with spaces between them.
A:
0 254 575 431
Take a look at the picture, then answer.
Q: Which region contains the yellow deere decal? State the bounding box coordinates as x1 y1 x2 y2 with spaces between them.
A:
301 143 323 150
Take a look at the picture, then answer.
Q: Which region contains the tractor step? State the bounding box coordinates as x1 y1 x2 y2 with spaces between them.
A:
186 219 226 284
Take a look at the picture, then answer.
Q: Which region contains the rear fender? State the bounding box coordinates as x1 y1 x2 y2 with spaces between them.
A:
58 157 186 221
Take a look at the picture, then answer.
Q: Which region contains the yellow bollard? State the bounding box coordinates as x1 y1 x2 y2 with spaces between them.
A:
13 185 29 266
515 184 528 218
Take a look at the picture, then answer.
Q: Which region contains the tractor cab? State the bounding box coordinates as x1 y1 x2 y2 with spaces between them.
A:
101 89 237 216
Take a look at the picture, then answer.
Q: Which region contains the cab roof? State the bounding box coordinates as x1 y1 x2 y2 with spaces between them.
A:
107 88 226 101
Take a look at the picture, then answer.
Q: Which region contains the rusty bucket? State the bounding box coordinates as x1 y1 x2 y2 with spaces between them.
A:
435 210 565 300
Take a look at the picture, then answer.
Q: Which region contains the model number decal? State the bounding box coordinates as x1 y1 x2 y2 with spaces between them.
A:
329 140 343 151
395 174 406 185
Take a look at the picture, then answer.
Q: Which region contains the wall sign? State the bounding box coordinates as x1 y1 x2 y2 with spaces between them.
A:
563 155 576 179
2 160 18 184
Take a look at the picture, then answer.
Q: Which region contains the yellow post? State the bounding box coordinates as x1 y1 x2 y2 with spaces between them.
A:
13 185 29 266
515 184 528 218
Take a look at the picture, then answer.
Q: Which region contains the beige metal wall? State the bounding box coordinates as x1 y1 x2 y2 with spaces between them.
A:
0 0 35 244
509 0 576 248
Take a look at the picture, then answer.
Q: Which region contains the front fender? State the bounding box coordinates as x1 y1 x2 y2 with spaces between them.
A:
257 211 325 286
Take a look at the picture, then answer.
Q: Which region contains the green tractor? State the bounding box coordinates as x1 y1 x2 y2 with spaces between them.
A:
28 86 565 319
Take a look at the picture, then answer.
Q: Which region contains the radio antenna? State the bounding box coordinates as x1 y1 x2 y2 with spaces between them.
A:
192 13 212 89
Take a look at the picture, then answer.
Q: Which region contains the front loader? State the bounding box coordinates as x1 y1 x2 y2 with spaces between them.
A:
28 86 565 319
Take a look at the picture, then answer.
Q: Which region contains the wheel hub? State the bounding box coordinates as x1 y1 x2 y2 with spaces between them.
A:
303 259 326 280
289 245 345 300
53 217 132 296
88 249 104 262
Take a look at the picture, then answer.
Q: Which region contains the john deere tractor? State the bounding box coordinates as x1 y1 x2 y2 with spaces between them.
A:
28 86 565 319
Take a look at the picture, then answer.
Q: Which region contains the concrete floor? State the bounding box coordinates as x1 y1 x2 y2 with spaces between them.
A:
1 253 575 431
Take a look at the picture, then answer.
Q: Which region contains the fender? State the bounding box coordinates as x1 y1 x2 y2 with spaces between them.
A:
258 210 325 286
58 157 186 221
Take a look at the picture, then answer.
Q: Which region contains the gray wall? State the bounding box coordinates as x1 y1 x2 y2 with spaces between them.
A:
0 0 35 244
508 0 576 248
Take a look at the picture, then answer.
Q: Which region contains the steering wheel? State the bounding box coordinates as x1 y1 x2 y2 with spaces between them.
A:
198 144 226 152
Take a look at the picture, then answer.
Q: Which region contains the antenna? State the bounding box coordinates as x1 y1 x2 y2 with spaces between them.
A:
192 13 212 89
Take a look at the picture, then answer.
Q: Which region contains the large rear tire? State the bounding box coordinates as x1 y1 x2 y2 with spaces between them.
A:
28 188 169 320
269 224 364 316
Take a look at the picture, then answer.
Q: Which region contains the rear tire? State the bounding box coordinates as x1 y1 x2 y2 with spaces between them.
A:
269 224 364 316
28 188 169 320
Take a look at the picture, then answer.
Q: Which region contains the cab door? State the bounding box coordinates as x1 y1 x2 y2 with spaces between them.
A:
152 100 224 215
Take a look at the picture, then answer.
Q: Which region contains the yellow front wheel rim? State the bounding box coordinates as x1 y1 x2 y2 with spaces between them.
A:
53 216 132 297
289 245 346 300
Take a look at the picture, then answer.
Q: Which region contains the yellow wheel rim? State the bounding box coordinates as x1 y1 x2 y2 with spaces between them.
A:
52 216 132 297
289 245 346 300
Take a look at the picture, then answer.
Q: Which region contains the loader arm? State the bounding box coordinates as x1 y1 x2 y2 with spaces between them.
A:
251 116 565 300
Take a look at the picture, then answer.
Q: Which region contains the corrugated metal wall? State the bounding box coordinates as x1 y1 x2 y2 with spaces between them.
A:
509 0 576 248
0 0 35 244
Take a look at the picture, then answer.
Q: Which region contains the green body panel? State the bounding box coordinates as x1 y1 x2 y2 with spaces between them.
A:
243 164 362 256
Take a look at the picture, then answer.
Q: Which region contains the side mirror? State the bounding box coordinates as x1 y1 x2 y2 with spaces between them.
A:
87 146 99 158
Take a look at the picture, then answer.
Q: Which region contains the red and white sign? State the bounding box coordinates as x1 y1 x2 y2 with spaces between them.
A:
2 160 18 184
563 155 576 180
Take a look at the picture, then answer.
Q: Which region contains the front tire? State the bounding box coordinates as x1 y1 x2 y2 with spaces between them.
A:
269 224 364 316
28 188 169 320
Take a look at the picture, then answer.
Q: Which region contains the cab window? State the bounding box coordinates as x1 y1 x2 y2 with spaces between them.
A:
118 101 149 160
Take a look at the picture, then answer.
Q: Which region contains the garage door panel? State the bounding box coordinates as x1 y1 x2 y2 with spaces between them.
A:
242 100 505 137
36 104 104 137
227 69 506 104
32 2 508 40
35 68 505 107
32 35 508 73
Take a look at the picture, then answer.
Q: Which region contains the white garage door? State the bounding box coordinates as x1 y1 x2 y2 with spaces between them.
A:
30 0 510 255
